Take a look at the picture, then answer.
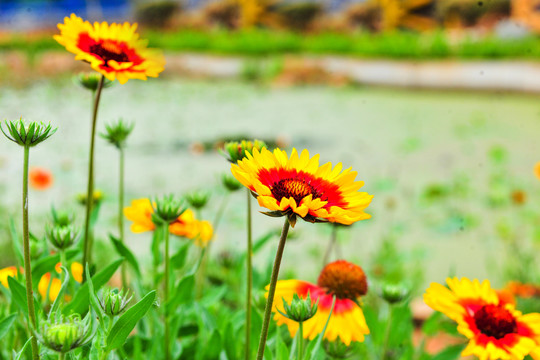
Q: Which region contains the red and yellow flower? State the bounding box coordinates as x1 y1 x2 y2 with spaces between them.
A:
269 260 370 345
124 198 213 246
231 148 373 226
0 266 20 288
54 14 165 84
424 277 540 360
38 262 83 302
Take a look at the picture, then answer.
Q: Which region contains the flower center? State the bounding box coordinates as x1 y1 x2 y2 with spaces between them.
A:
271 178 318 204
90 40 129 64
474 304 517 339
317 260 368 300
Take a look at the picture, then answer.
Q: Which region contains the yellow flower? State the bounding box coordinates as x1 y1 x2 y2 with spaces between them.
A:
424 277 540 360
0 266 19 288
269 260 370 346
54 14 165 84
39 262 83 302
231 148 373 226
124 198 214 246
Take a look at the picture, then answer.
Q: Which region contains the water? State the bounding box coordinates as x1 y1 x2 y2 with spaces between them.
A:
1 78 539 289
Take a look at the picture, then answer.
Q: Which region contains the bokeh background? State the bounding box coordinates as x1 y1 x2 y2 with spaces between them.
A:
1 0 540 314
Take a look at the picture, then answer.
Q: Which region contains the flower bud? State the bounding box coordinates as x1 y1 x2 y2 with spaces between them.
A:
74 72 114 92
1 119 56 147
100 119 134 149
76 190 104 207
381 283 409 304
46 224 80 251
221 173 242 192
51 208 75 227
221 139 267 163
185 190 210 210
38 313 93 353
277 292 318 323
99 288 132 317
324 339 354 359
152 195 186 225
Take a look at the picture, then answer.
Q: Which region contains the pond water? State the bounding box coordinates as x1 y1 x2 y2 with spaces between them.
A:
1 78 539 289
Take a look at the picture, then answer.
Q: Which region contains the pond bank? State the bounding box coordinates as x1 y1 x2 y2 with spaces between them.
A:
2 51 540 92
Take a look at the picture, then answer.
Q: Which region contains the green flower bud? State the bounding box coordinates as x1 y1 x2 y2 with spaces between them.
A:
277 292 318 323
46 224 80 251
220 139 267 163
100 119 134 149
51 208 75 227
1 119 56 147
29 238 45 259
381 283 409 304
324 339 354 359
38 313 93 353
185 190 210 210
99 288 132 317
152 195 186 225
74 72 114 92
221 173 242 192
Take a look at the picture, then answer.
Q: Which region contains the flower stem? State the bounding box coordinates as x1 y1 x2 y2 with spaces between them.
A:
382 304 394 360
59 353 65 360
22 145 40 360
82 74 105 281
244 189 253 360
322 224 338 265
256 218 290 360
297 321 304 360
163 223 171 360
119 147 127 289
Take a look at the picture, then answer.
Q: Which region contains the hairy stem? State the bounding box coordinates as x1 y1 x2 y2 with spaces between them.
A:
256 218 290 360
119 147 127 289
245 189 253 360
82 75 105 281
163 224 171 360
22 146 40 360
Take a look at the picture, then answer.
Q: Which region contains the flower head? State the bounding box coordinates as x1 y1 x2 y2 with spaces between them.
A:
99 288 132 317
269 260 370 345
46 224 80 251
54 14 165 84
424 277 540 360
222 173 242 192
100 119 134 149
278 292 318 323
1 119 56 147
221 139 267 163
185 190 210 210
38 313 93 353
124 198 214 246
231 148 373 227
29 167 54 190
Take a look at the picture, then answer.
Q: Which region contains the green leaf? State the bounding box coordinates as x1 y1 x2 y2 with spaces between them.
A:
109 234 141 277
223 321 237 360
9 219 24 266
203 329 221 359
106 290 156 351
48 266 70 319
85 265 106 323
171 242 190 269
15 337 33 360
0 314 17 341
31 248 78 285
168 275 195 312
8 277 28 318
63 258 123 315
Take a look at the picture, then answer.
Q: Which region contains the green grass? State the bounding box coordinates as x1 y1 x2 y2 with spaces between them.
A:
3 28 540 59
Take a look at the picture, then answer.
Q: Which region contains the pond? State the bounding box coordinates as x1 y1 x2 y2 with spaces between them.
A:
1 78 539 289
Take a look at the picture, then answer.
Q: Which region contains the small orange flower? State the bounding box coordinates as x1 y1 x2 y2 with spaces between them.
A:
29 167 53 190
0 266 19 288
535 162 540 180
39 262 83 302
506 281 540 299
269 260 370 346
124 198 214 246
54 14 165 84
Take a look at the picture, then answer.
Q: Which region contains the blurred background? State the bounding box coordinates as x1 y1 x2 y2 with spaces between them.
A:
1 0 540 310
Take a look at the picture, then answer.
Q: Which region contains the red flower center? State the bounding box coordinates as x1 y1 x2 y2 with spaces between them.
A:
89 40 130 64
474 304 517 339
271 178 320 204
317 260 368 300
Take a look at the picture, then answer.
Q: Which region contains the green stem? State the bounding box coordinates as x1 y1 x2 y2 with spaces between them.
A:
382 304 394 360
309 295 336 360
22 146 40 360
256 218 290 360
212 194 229 236
119 147 127 289
82 74 105 281
163 223 171 360
297 321 303 360
245 189 253 360
59 353 65 360
322 224 338 265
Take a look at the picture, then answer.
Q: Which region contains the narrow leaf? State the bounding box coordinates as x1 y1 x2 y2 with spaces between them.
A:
48 266 70 318
109 234 141 277
0 314 17 340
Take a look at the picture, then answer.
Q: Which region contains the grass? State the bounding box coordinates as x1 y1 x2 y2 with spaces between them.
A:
2 28 540 59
